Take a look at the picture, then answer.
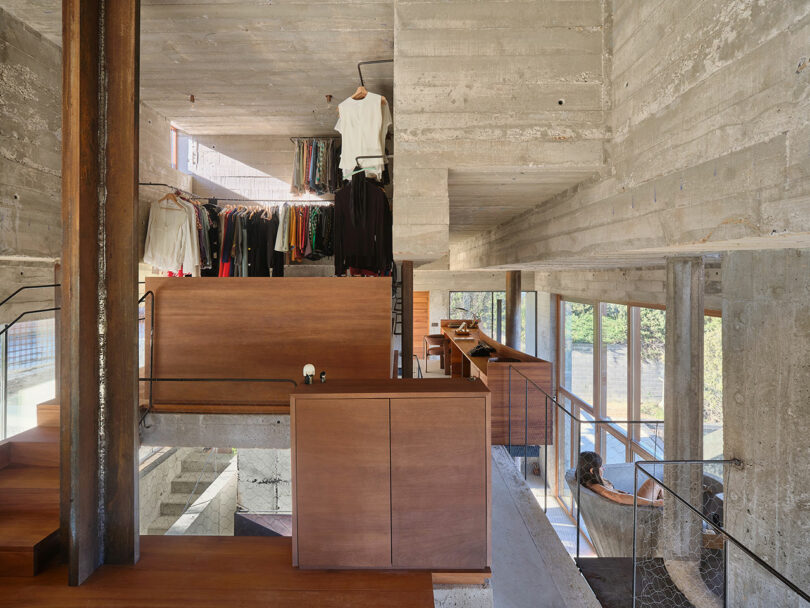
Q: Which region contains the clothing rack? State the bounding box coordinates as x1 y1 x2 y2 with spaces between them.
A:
139 182 332 205
356 154 393 166
357 59 393 87
289 135 340 144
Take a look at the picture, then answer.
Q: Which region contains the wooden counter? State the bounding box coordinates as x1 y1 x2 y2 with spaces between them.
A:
290 379 491 571
441 320 553 446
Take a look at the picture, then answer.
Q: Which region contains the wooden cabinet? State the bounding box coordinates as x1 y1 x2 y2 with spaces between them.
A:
391 398 489 569
292 398 391 568
291 379 491 571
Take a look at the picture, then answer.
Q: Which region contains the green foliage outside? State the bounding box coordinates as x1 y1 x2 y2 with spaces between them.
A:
565 302 722 424
704 316 722 424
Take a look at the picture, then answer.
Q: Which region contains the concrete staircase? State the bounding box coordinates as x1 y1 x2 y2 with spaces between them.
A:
0 401 60 576
146 449 232 535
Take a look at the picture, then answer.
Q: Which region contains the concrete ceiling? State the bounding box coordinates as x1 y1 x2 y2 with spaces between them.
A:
448 168 598 236
0 0 394 135
2 0 600 240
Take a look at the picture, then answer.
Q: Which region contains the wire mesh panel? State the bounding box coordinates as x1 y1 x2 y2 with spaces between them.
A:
634 461 810 608
634 462 726 607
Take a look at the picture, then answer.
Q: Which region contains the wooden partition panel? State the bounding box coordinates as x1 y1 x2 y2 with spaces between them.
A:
441 320 554 445
145 277 391 410
487 362 553 446
413 291 430 355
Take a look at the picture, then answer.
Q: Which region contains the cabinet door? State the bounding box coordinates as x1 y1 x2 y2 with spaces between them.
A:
294 398 391 568
390 397 488 569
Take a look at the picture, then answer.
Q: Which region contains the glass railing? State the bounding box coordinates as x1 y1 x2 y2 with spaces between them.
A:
507 366 663 559
0 282 61 440
0 311 58 439
633 460 810 607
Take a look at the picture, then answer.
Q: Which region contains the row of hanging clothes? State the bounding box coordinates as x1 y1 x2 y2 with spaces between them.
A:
290 137 343 196
143 188 336 277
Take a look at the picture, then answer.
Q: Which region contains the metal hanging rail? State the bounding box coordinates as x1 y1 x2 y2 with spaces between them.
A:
139 182 331 205
357 59 393 87
289 135 340 144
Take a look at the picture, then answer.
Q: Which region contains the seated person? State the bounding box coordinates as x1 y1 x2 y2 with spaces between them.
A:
576 451 663 507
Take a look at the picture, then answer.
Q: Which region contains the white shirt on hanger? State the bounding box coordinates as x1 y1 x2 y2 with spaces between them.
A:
143 199 199 275
335 92 391 180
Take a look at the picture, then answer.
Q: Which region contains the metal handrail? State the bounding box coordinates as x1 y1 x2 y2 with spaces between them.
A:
507 364 664 559
138 291 155 427
0 307 60 338
633 459 810 604
412 354 423 379
137 376 298 428
0 284 60 310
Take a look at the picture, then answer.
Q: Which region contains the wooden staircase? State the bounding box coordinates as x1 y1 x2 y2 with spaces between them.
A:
0 400 60 576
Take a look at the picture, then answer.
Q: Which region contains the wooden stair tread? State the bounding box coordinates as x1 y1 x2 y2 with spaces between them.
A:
0 465 59 490
2 427 59 444
0 512 59 548
36 401 60 428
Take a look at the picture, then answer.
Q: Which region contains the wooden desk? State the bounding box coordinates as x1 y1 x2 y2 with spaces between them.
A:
441 321 553 446
290 379 491 571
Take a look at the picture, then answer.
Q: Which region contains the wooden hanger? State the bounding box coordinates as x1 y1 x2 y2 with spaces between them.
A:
348 86 387 105
158 191 184 209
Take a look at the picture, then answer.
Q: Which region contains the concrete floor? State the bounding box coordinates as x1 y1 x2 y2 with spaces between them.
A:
490 447 600 608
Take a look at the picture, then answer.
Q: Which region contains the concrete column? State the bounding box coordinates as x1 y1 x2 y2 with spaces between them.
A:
505 271 521 349
663 257 704 560
723 250 810 605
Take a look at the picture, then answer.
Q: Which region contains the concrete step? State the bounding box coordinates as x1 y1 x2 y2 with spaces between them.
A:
180 453 233 474
146 514 178 535
160 492 204 516
171 471 219 494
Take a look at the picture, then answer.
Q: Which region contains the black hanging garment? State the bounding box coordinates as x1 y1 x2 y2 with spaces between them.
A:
333 174 392 276
201 203 221 277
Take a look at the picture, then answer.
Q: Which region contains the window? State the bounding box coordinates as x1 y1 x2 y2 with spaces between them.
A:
555 297 722 518
562 301 594 406
638 308 665 421
1 317 56 439
449 291 537 356
601 303 628 431
704 315 723 460
170 126 178 169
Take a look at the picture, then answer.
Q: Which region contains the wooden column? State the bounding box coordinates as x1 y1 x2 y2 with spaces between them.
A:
61 0 140 586
505 271 521 349
401 261 414 378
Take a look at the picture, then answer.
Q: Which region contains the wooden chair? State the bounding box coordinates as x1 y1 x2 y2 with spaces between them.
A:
423 334 446 372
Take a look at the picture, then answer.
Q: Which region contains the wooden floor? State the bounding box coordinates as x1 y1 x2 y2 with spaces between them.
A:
0 536 435 607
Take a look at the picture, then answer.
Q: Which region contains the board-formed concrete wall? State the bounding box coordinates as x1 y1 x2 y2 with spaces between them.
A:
450 1 810 270
0 7 61 322
393 0 609 262
534 265 723 312
0 6 190 308
723 249 810 605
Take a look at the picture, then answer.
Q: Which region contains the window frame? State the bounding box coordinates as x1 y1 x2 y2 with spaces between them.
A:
448 290 538 355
